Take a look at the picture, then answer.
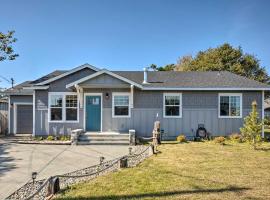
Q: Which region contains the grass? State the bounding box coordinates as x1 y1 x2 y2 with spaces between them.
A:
55 141 270 200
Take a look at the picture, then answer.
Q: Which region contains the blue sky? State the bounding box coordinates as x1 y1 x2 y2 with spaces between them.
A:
1 0 270 88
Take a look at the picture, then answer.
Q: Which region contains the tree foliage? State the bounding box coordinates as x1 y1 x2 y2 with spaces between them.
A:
151 43 269 83
240 101 263 149
150 63 176 71
0 31 19 62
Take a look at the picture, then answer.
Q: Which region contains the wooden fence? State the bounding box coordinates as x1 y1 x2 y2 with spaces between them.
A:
0 100 8 134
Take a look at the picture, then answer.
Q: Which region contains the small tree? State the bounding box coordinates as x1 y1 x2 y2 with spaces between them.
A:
240 101 263 149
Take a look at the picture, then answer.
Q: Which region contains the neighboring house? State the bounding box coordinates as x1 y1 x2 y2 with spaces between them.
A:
264 98 270 118
5 63 270 139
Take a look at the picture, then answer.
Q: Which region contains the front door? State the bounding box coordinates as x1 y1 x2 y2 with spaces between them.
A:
86 95 101 131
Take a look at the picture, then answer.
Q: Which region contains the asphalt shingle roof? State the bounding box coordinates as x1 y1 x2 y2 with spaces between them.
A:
114 71 270 89
7 69 270 92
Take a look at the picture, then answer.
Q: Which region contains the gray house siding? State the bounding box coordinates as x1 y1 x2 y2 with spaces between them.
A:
12 69 262 138
102 90 262 139
11 86 262 138
80 74 130 88
48 68 96 92
9 95 33 134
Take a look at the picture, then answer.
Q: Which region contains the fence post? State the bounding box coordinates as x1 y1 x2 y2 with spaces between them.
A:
118 157 128 168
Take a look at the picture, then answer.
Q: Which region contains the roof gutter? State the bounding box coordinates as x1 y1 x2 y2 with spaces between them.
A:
141 87 270 91
23 86 49 90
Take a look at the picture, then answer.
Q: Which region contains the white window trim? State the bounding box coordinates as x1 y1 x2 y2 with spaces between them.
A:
48 92 79 123
112 92 131 118
163 93 182 118
84 93 103 132
218 93 242 119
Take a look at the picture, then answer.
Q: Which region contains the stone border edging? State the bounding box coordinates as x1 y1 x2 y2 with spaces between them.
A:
6 145 154 200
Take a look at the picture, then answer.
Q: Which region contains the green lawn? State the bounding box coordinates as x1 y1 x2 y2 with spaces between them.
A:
56 141 270 200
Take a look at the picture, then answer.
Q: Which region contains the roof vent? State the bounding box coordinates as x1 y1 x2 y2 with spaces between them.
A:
143 67 148 84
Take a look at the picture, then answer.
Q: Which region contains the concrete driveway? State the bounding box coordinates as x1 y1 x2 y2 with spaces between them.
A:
0 137 130 199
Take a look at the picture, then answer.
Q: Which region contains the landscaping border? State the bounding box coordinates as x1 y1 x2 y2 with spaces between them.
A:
6 145 154 200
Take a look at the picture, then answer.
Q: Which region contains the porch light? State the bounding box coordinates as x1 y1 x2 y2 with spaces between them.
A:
105 92 109 99
100 156 105 165
32 172 37 183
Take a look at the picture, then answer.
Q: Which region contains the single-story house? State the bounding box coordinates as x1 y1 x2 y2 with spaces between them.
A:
5 63 270 139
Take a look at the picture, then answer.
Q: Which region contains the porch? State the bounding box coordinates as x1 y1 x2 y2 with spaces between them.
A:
72 130 135 145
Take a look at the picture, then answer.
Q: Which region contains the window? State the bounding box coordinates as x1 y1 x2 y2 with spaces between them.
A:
112 93 130 117
50 95 63 121
219 93 242 118
66 95 78 121
49 93 78 122
163 93 182 118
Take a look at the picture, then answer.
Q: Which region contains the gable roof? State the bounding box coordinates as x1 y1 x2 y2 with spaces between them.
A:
66 69 143 89
35 63 99 85
113 71 270 90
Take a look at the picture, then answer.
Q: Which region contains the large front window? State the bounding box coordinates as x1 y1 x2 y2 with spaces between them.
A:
219 93 242 118
112 93 130 117
163 93 182 118
49 93 78 122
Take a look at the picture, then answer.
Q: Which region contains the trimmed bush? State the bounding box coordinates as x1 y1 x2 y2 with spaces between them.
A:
214 136 226 145
47 135 54 141
176 135 186 143
229 133 243 143
60 135 70 141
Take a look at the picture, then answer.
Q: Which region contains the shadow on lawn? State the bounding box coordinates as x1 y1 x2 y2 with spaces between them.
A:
59 186 250 200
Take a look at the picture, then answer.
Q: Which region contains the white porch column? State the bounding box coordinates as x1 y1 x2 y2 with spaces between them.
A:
130 85 134 108
262 90 265 138
75 84 84 109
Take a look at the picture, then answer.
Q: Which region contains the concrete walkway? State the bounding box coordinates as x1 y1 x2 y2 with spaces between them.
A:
0 138 130 199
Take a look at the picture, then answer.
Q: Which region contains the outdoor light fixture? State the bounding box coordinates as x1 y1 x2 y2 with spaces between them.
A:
32 172 37 183
105 92 109 99
100 156 105 165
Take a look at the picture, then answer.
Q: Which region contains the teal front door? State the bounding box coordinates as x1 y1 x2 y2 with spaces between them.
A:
86 95 101 131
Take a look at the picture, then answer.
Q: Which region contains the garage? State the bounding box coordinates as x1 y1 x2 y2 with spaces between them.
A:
16 104 33 134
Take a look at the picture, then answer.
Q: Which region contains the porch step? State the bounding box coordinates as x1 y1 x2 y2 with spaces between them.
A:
78 133 130 145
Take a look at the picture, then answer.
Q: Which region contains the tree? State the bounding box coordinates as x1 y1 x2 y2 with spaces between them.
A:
149 63 176 71
0 31 19 62
240 101 263 149
175 43 269 83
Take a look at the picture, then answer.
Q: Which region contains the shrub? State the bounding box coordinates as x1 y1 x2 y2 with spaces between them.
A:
47 135 54 141
229 133 243 143
60 135 70 141
214 136 226 145
240 101 263 149
34 136 43 141
176 135 186 143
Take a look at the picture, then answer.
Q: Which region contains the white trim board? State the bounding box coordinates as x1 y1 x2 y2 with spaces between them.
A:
84 93 103 132
13 102 33 135
66 69 143 89
36 63 100 86
142 87 270 91
8 97 11 134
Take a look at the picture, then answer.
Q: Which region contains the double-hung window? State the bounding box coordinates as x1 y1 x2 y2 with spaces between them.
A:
163 93 182 118
219 93 242 118
65 95 78 121
49 93 78 122
50 95 63 121
112 93 130 117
